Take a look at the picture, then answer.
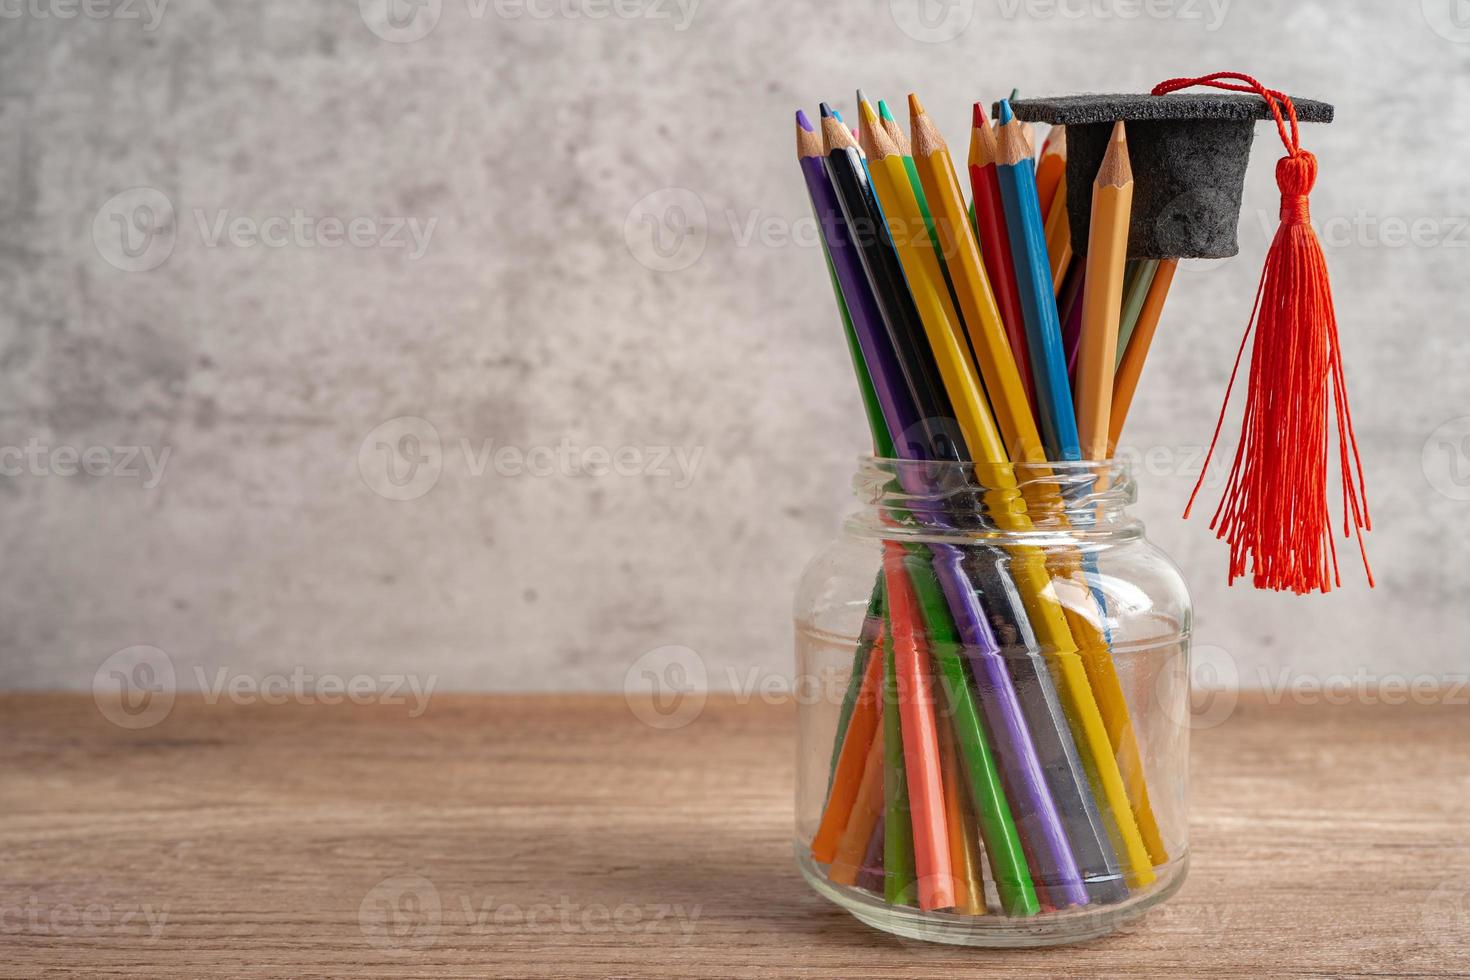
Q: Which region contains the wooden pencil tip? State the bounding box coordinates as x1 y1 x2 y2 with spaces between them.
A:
971 101 986 129
819 102 834 119
1097 120 1132 186
877 99 895 123
796 108 814 133
907 92 925 118
856 89 871 111
998 99 1014 124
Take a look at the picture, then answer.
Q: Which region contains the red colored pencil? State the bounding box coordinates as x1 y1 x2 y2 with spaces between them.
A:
968 103 1036 418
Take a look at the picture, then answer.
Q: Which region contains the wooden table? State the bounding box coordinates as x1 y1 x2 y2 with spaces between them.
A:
1 693 1467 978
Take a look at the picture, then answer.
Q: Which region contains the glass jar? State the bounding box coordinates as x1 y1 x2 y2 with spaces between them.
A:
793 457 1192 947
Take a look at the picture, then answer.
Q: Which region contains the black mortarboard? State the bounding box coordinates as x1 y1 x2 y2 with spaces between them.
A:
999 93 1334 259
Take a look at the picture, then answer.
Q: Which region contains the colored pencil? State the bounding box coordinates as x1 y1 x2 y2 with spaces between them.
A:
1110 259 1179 446
900 549 1038 915
800 109 924 457
1060 263 1086 381
829 722 887 886
994 99 1082 461
1035 124 1066 217
968 104 1036 417
1044 172 1072 295
858 100 1002 467
1115 259 1160 371
811 646 883 862
882 542 955 911
908 94 1045 465
965 545 1130 905
820 106 960 462
937 713 986 915
1076 121 1134 461
881 615 917 906
1061 603 1168 874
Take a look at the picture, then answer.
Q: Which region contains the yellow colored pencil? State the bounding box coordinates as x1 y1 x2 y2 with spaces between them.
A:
1076 121 1134 461
858 99 1007 466
1110 258 1179 447
908 94 1045 466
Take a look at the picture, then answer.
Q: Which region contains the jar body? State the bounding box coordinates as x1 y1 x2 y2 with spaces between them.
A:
793 459 1192 946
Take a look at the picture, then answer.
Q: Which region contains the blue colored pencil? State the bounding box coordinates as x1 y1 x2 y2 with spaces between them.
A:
994 99 1082 462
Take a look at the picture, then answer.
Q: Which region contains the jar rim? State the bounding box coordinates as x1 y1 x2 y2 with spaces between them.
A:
850 455 1138 532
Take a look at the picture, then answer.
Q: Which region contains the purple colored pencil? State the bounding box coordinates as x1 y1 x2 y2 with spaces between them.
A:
929 548 1088 908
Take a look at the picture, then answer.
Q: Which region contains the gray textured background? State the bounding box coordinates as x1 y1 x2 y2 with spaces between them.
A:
1 0 1465 692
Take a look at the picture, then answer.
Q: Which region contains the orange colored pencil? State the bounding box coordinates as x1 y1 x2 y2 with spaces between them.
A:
810 643 883 863
1076 121 1134 461
828 724 886 886
1035 124 1066 217
1044 172 1072 295
1110 258 1179 446
882 543 955 911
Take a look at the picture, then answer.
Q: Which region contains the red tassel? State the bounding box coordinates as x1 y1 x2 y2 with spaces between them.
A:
1154 73 1372 594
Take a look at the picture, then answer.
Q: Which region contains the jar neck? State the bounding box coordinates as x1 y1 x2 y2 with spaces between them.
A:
847 456 1139 540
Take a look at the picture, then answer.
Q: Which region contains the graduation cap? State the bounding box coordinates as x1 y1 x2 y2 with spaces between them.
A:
1010 73 1370 595
1004 92 1334 259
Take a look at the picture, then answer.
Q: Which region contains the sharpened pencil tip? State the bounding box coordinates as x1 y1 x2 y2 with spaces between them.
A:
796 109 814 133
972 101 986 128
998 99 1014 124
818 102 834 119
907 92 924 118
878 99 895 123
856 89 870 108
1110 119 1126 141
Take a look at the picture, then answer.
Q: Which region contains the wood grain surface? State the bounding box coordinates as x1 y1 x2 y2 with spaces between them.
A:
1 692 1467 978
